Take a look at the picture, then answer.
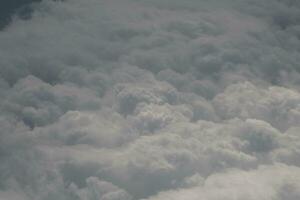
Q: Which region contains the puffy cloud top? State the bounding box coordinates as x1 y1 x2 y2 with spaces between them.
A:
0 0 300 200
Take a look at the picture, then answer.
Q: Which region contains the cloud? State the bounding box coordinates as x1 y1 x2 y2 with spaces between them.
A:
0 0 300 199
145 164 300 200
213 81 300 131
70 177 133 200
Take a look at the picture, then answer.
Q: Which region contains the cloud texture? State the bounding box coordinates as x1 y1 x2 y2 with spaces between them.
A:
0 0 300 199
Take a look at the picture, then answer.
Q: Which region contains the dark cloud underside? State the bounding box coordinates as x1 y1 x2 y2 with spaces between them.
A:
0 0 42 29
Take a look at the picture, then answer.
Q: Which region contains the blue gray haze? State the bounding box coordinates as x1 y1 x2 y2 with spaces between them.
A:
0 0 300 199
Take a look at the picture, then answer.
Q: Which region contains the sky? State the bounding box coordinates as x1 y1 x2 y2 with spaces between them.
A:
0 0 300 199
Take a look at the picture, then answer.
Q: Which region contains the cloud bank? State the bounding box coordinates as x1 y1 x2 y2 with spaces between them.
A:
0 0 300 199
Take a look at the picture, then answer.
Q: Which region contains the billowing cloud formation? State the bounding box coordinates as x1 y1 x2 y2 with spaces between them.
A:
0 0 300 200
146 164 300 200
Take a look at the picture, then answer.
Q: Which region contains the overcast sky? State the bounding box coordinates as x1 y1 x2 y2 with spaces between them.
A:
0 0 300 200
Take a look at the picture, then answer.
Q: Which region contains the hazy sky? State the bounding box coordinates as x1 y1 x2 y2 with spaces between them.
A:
0 0 300 200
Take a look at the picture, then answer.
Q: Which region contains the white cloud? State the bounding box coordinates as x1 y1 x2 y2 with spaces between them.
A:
213 82 300 131
145 164 300 200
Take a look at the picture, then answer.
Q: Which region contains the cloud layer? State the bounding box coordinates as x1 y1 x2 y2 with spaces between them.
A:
0 0 300 199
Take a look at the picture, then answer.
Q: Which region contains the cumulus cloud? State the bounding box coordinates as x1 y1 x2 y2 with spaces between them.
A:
213 81 300 131
0 0 300 200
145 164 300 200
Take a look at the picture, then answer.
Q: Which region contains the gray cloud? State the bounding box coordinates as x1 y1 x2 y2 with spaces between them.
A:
145 164 300 200
0 0 300 199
